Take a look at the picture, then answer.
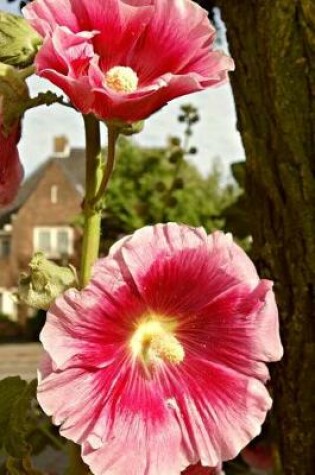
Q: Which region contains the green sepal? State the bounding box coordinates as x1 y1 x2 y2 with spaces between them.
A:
105 119 145 136
0 12 42 68
0 62 29 133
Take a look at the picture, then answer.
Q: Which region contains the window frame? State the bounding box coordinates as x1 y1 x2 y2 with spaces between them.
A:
33 226 74 258
0 236 11 258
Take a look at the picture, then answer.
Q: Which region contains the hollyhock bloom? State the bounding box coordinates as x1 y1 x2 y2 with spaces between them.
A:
23 0 234 122
0 116 23 207
38 224 282 475
242 442 274 471
182 462 223 474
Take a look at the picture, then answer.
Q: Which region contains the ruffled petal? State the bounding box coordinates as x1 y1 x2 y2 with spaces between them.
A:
68 0 154 71
163 361 272 466
111 225 259 317
33 26 96 111
89 72 213 122
49 26 96 78
182 462 223 475
81 373 184 475
129 0 217 83
23 0 80 37
38 357 185 475
41 266 146 370
178 280 282 382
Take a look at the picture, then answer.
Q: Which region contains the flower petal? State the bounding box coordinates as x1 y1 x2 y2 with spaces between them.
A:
23 0 80 37
164 361 272 466
49 26 96 78
113 226 259 317
68 0 154 71
179 280 283 382
129 0 216 83
40 268 146 371
38 358 186 475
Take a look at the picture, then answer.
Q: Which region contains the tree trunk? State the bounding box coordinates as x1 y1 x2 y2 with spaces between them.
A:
216 1 315 474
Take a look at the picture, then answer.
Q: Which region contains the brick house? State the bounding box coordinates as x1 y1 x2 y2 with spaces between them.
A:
0 137 85 320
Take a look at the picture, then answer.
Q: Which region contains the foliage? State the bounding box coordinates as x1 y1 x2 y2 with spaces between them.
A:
0 377 38 473
221 161 251 242
100 105 238 252
0 377 66 474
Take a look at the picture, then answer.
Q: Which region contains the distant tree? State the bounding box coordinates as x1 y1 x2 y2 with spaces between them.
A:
100 132 237 253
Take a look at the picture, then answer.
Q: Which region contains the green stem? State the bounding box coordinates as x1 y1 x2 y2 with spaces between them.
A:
19 64 35 80
90 126 119 206
37 424 66 452
80 115 103 288
74 118 118 470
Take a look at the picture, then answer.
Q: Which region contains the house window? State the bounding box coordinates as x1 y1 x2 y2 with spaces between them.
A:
0 237 11 258
37 230 51 253
34 227 74 258
56 229 70 254
51 185 58 204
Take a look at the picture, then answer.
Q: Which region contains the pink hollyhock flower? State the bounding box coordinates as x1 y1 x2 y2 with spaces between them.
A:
38 224 283 475
182 462 223 474
242 442 274 471
0 115 23 207
23 0 234 122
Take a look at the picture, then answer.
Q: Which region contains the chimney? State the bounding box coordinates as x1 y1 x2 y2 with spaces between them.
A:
53 136 70 158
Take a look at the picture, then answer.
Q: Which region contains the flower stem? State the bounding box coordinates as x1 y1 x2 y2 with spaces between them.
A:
37 423 66 452
80 118 119 288
19 64 35 80
80 115 103 288
74 118 119 471
90 126 119 207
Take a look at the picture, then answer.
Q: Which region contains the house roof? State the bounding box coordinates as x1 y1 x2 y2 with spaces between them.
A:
0 148 86 226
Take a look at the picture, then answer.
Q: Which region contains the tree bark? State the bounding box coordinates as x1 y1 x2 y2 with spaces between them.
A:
215 1 315 474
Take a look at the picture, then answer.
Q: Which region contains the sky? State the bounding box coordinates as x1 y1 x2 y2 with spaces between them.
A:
0 0 245 178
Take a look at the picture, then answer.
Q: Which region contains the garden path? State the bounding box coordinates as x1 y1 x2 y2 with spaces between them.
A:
0 343 42 381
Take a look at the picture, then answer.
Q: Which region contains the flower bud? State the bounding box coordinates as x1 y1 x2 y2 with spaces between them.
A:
169 136 181 147
105 119 145 136
166 196 178 208
173 177 184 190
0 63 29 133
169 149 184 164
17 253 78 310
0 11 42 68
155 181 167 193
188 146 198 155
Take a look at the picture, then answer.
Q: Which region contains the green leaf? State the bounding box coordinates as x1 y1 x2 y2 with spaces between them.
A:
231 161 246 188
4 380 37 458
6 455 43 475
0 377 27 448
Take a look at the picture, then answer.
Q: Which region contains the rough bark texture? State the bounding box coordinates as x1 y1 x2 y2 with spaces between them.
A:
215 1 315 474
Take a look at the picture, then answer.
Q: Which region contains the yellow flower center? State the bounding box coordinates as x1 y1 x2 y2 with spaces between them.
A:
130 320 185 366
104 66 139 94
